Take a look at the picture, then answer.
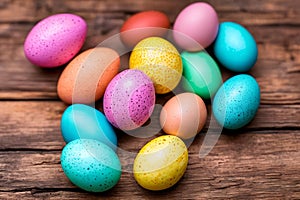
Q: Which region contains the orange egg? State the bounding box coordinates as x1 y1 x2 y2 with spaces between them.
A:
120 11 170 47
57 48 120 104
160 93 207 139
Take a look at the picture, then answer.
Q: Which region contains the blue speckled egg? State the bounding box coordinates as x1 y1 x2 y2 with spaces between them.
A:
61 104 117 151
213 22 258 72
212 74 260 129
61 139 121 192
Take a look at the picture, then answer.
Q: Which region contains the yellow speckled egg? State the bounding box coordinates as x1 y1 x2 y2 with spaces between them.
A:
129 37 182 94
133 135 188 191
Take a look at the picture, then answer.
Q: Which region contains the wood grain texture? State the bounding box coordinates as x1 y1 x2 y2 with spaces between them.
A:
0 24 299 103
0 0 299 25
0 133 299 199
0 101 299 151
0 0 299 199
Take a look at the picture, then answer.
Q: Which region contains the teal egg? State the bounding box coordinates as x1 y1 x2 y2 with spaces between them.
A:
181 51 222 99
61 139 122 192
212 74 260 129
61 104 117 151
213 22 258 72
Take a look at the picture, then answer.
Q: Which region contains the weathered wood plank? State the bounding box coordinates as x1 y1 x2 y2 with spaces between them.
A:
0 101 299 150
0 0 299 199
1 17 300 102
0 1 299 102
0 44 299 103
0 0 299 25
0 132 299 199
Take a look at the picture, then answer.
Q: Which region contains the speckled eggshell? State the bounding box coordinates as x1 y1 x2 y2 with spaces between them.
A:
57 47 120 104
103 69 155 131
213 74 260 129
60 139 121 192
24 13 87 68
129 37 182 94
133 135 188 191
213 22 258 72
173 2 219 51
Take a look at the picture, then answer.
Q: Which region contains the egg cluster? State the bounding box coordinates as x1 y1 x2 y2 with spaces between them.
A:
24 2 260 193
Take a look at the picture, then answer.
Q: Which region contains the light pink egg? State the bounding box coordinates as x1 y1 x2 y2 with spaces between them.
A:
103 69 155 131
173 2 219 51
24 13 87 68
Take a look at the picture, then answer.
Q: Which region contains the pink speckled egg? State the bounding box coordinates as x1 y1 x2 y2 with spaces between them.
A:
173 2 219 51
24 13 87 68
103 69 155 131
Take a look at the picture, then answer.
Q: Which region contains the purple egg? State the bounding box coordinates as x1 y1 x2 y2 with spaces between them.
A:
104 69 155 131
24 13 87 68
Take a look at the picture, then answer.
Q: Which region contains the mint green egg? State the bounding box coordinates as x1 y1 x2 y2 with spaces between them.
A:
61 139 121 192
181 51 222 99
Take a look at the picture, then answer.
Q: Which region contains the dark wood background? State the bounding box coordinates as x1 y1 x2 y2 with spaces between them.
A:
0 0 299 199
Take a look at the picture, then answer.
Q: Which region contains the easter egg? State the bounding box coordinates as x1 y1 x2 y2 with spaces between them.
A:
133 135 188 191
181 51 222 99
24 13 87 68
103 69 155 130
61 104 117 151
160 93 207 139
173 2 219 51
129 37 182 94
57 47 120 104
61 139 121 192
213 74 260 129
213 22 258 72
120 11 170 47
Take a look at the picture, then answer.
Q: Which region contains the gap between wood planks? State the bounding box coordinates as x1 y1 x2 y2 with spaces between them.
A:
0 132 299 198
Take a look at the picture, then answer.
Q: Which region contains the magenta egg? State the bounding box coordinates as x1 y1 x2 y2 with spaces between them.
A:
103 69 155 131
24 13 87 68
173 2 219 51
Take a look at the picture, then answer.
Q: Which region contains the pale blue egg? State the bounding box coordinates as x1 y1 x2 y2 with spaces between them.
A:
61 139 121 192
212 74 260 129
213 22 258 72
61 104 117 151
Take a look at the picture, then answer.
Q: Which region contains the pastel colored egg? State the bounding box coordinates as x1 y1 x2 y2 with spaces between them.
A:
213 22 258 72
24 13 87 68
61 104 117 151
120 11 170 47
213 74 260 129
61 139 121 192
133 135 188 191
160 93 207 139
57 47 120 104
103 69 155 131
181 51 222 99
129 37 182 94
173 2 219 51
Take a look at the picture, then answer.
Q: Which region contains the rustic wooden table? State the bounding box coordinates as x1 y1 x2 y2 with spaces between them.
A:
0 0 299 199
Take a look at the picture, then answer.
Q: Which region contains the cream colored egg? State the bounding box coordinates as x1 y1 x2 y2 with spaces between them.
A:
129 37 182 94
133 135 188 191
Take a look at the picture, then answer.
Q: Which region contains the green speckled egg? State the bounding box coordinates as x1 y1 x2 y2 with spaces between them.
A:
60 139 121 192
133 135 188 191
